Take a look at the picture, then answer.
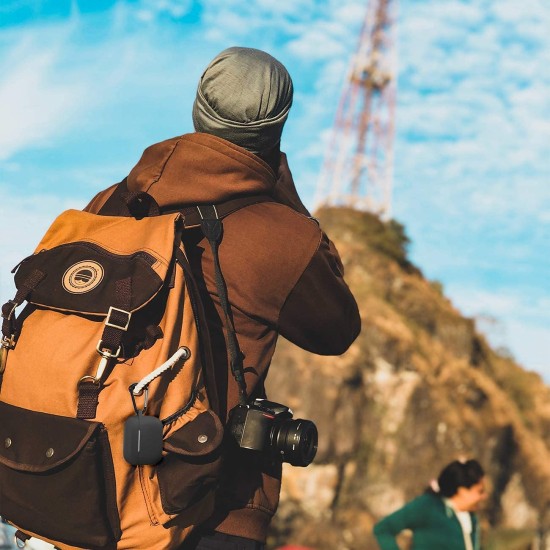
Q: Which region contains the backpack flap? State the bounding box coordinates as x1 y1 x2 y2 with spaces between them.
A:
157 409 224 515
0 401 98 473
13 209 183 316
2 209 185 421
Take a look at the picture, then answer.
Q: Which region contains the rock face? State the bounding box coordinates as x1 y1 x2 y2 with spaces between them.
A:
266 207 550 550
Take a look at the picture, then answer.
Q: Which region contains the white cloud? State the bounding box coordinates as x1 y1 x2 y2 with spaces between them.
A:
444 285 550 375
0 32 87 160
115 0 195 23
287 28 347 61
448 287 546 323
394 0 550 229
140 0 193 19
506 321 550 377
0 0 548 379
0 190 81 303
199 0 309 43
0 15 148 163
198 0 365 64
254 0 316 17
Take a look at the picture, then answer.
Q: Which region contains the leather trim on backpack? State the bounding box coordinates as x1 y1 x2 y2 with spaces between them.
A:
0 401 121 548
15 242 163 316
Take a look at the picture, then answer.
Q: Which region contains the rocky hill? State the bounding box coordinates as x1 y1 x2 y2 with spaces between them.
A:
266 207 550 550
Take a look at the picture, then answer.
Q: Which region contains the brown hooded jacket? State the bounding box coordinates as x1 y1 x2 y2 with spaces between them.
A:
85 132 361 543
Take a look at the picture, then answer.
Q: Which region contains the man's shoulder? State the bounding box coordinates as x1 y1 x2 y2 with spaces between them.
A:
230 200 321 233
225 200 322 254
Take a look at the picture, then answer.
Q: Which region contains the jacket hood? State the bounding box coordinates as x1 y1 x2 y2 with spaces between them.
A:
126 133 277 210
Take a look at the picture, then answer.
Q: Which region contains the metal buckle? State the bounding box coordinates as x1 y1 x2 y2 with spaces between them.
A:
95 341 121 381
2 300 18 321
0 346 8 374
78 342 122 386
197 205 220 220
1 334 16 350
0 334 15 374
96 340 122 359
105 307 132 331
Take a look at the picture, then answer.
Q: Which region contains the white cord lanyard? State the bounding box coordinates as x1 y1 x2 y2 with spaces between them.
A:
132 346 191 396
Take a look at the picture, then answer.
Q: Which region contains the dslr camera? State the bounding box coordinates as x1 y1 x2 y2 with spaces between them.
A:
227 398 318 467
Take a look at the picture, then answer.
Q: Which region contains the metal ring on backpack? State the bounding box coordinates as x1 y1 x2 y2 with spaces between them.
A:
14 535 26 549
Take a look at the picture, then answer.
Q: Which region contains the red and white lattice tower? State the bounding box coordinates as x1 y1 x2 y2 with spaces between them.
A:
315 0 398 219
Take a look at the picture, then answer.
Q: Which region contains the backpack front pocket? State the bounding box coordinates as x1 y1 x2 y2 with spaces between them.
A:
0 401 121 549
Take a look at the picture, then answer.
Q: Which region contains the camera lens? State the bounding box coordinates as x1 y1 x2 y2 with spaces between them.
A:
271 419 318 467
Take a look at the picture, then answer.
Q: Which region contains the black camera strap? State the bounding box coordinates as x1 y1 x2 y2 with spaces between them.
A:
196 204 248 406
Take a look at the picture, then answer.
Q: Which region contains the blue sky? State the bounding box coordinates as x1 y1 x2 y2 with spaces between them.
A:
0 0 549 377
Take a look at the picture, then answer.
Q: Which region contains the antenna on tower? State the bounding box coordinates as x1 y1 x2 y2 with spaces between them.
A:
315 0 398 219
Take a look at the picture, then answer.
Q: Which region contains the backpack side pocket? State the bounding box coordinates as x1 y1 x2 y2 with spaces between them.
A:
157 409 224 515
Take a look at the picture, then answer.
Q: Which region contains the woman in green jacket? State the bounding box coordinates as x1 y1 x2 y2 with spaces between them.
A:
373 459 487 550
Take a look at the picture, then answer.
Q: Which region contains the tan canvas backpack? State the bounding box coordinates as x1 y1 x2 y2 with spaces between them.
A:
0 189 263 550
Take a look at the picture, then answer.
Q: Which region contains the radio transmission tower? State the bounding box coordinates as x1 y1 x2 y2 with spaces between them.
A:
315 0 398 219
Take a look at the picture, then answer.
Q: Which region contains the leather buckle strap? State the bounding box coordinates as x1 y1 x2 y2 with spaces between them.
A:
2 268 45 346
1 300 18 321
77 280 132 420
198 205 248 404
76 378 101 420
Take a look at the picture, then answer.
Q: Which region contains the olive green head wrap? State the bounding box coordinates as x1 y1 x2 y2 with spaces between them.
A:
192 47 293 156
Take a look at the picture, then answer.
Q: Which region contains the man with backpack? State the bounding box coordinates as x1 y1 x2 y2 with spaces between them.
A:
88 46 360 550
0 47 359 550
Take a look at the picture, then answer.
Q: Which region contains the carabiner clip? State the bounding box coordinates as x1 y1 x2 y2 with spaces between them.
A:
129 383 149 415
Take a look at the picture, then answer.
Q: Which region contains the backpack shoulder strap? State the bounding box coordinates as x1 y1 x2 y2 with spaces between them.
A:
195 205 249 405
97 181 273 408
98 178 160 218
98 180 274 223
180 195 274 228
174 248 221 415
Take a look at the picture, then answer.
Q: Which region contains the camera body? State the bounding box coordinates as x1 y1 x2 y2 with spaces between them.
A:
227 398 318 467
